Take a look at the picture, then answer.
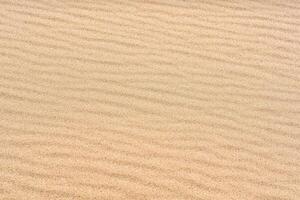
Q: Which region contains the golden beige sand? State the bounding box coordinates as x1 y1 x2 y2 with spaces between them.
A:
0 0 299 199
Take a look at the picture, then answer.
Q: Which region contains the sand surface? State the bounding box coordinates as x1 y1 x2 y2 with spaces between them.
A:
0 0 300 199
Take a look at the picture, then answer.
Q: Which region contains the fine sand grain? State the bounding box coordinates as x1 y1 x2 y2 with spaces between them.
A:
0 0 300 199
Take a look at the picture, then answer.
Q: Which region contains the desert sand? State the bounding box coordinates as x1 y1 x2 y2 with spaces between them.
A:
0 0 299 199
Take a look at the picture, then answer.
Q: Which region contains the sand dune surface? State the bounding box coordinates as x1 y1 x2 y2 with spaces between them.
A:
0 0 300 199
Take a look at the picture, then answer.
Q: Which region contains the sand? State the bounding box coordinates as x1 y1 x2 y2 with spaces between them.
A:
0 0 299 199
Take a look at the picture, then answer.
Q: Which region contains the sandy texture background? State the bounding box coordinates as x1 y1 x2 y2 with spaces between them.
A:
0 0 299 199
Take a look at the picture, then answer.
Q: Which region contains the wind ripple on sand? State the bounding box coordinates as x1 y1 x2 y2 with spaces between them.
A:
0 0 299 199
